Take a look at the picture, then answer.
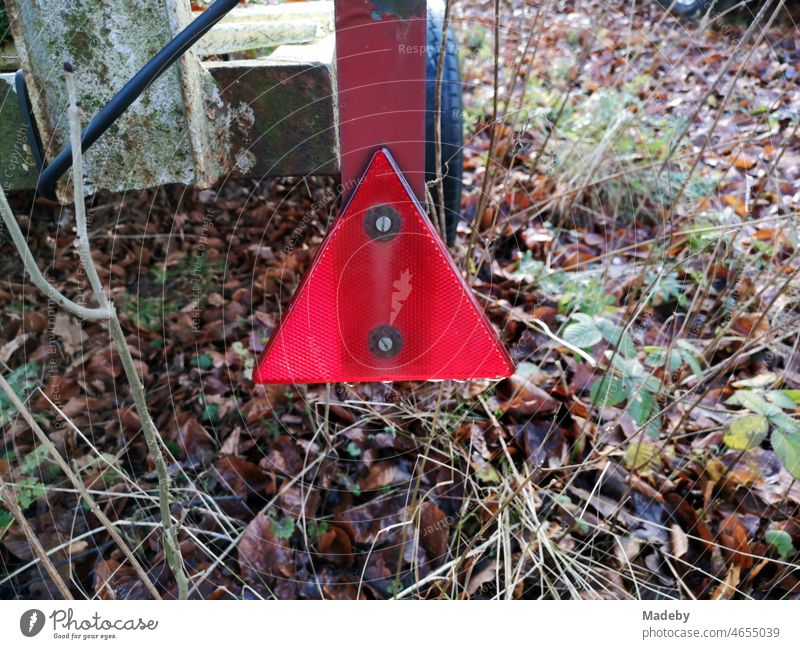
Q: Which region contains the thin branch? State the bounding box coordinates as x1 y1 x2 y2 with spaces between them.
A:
0 479 74 599
64 65 189 599
433 0 452 240
0 373 161 599
0 191 110 321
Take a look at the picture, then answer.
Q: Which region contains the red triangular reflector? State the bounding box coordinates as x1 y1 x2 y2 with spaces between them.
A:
254 149 514 384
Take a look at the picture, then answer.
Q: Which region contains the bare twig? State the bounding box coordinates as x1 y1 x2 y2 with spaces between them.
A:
0 192 109 321
0 373 162 599
64 66 188 599
0 479 74 599
432 0 452 239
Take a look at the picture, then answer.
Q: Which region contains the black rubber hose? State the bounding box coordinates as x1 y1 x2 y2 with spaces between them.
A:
33 0 240 200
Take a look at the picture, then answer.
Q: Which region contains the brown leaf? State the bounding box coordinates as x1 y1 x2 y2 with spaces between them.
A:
237 513 295 589
317 525 353 567
176 417 216 464
94 557 149 600
498 371 560 417
718 514 753 569
519 421 566 471
360 461 411 492
418 502 450 563
730 152 757 170
52 314 87 354
213 455 269 499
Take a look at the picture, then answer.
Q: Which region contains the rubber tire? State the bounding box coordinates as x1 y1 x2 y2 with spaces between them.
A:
425 3 464 246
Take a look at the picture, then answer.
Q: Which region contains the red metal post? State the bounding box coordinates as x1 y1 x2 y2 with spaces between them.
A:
333 0 427 202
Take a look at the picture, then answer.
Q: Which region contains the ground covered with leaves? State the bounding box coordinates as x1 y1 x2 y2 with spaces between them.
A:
2 0 800 599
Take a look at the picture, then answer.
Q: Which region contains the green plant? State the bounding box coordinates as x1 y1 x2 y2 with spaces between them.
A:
191 354 214 370
645 270 690 308
591 355 662 438
562 313 636 356
0 466 48 535
557 274 617 316
644 339 705 381
0 363 39 426
724 388 800 478
270 514 295 540
123 294 167 331
765 529 794 559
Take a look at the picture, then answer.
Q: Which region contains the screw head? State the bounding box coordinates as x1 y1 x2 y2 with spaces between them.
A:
368 325 403 359
365 205 401 241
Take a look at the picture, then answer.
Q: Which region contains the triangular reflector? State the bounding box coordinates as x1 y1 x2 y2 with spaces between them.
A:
254 148 514 384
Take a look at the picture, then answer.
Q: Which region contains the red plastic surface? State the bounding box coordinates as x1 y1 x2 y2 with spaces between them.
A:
254 149 514 385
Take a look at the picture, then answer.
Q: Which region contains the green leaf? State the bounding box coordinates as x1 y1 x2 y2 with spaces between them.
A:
781 390 800 404
733 390 781 417
0 363 39 426
164 439 182 458
642 375 663 393
765 530 794 559
20 446 49 475
665 350 683 374
514 361 540 378
0 509 14 532
723 415 769 451
628 390 655 426
596 319 636 358
201 402 219 423
771 429 800 480
271 515 295 540
644 348 666 367
765 391 798 411
191 354 213 370
680 349 704 381
15 478 45 509
345 442 361 457
563 319 602 348
675 338 704 358
768 410 800 435
590 376 629 407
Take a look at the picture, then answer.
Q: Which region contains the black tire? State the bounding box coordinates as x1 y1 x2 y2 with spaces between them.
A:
425 3 464 246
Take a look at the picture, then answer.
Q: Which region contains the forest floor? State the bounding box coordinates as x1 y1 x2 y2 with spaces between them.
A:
2 0 800 599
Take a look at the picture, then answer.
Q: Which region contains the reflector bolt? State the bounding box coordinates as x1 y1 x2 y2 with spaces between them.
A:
365 205 401 241
368 325 403 358
376 215 392 233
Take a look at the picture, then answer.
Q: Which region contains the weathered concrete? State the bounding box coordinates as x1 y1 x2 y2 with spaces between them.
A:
1 1 339 195
208 36 338 178
0 41 339 191
6 0 228 198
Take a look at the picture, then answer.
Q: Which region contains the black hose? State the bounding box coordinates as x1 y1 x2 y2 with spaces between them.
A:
31 0 240 200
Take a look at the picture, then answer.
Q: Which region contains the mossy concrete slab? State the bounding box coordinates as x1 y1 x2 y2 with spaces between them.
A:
6 0 225 198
